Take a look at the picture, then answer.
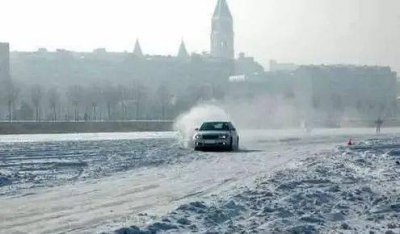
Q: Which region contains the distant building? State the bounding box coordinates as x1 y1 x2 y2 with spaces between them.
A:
294 65 398 125
177 40 189 59
229 74 247 82
227 63 398 127
1 1 399 125
8 0 262 88
0 42 10 81
235 53 264 77
211 0 234 59
133 39 143 57
36 48 48 54
93 48 107 54
269 60 299 73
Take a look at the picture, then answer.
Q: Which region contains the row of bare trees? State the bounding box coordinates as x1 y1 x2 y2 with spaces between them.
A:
0 80 183 122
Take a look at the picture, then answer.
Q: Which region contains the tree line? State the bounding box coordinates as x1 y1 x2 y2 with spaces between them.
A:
0 80 197 122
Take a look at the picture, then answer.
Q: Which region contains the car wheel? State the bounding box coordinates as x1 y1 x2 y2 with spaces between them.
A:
228 137 234 151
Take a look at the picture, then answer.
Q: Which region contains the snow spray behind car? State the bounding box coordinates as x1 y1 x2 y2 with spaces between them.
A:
173 104 230 148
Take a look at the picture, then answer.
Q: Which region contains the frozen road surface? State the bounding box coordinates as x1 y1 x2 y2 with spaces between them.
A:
1 129 400 233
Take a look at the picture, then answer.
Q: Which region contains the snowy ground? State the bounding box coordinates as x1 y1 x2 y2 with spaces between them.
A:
1 129 400 233
118 136 400 234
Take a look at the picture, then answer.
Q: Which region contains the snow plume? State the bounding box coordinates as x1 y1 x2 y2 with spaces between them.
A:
174 103 230 147
224 94 299 129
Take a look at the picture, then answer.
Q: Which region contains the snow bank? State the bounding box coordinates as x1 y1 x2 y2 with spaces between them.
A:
116 137 400 233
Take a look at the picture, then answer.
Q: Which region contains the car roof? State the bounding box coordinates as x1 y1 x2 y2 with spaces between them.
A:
202 121 231 124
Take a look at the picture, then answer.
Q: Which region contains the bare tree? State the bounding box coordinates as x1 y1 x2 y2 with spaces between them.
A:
47 87 60 122
157 84 171 120
67 85 83 122
90 97 98 121
4 81 19 122
90 86 100 121
132 80 147 120
31 85 43 122
18 101 34 120
118 85 129 120
103 86 119 120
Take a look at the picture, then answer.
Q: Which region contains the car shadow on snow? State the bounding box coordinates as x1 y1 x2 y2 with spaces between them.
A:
197 149 263 153
235 149 263 153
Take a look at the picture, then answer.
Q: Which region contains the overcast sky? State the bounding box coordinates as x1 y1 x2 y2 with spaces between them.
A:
0 0 399 72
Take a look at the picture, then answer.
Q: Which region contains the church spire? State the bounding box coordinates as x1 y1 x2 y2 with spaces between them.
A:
177 40 189 58
211 0 234 59
133 39 143 57
213 0 232 19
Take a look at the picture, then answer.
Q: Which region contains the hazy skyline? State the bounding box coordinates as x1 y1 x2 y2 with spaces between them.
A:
1 0 399 71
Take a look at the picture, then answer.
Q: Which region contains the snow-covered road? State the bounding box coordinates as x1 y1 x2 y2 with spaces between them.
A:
0 129 398 233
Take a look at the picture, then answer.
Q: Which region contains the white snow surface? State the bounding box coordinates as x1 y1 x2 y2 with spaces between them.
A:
0 128 400 233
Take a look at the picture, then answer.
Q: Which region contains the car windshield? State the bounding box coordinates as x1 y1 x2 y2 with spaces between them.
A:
200 122 230 131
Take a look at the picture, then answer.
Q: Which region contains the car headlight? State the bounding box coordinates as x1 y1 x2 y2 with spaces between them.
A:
219 134 229 139
195 134 202 139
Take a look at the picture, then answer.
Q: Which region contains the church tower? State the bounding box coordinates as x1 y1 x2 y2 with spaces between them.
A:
177 40 189 58
133 39 143 57
211 0 234 59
